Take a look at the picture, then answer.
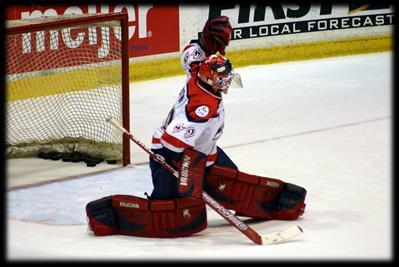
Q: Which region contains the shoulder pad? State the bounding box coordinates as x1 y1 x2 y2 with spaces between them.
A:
185 79 220 122
182 45 205 66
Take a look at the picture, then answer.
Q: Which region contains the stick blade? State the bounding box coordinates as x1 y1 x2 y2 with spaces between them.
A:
261 225 303 245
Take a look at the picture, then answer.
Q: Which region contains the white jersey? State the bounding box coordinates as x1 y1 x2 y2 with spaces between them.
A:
180 41 207 74
151 77 224 167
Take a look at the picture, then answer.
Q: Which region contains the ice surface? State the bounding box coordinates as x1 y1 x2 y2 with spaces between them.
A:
7 52 392 261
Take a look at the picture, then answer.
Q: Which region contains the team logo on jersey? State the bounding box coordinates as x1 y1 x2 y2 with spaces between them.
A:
184 127 196 138
192 49 202 60
173 123 186 133
195 105 209 118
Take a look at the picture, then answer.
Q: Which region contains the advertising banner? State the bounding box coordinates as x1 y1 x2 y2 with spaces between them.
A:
179 3 394 51
6 4 180 60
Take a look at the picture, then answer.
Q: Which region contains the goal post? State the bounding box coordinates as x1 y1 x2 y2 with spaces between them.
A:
6 12 131 166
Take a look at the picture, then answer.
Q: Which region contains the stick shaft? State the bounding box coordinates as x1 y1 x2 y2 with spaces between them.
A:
107 117 263 245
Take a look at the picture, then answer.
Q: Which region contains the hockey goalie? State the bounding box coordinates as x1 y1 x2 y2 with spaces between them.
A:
86 16 306 239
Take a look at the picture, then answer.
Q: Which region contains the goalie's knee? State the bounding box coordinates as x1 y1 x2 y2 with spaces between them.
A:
86 195 207 238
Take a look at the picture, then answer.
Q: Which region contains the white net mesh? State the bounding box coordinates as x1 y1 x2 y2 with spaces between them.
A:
6 14 127 162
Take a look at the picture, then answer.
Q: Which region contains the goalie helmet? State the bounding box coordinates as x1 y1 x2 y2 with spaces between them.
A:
198 54 234 94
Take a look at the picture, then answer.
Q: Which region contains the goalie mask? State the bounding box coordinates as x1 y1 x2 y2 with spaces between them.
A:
198 54 234 94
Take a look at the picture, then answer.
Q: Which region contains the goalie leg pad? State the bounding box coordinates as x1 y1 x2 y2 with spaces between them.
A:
86 195 207 238
86 196 118 236
204 165 306 220
178 149 207 199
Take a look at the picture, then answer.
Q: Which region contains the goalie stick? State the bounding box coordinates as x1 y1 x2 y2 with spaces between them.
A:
106 116 303 245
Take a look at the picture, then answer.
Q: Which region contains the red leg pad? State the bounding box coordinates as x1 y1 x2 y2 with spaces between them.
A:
205 165 306 220
86 195 207 238
86 196 118 236
177 149 207 199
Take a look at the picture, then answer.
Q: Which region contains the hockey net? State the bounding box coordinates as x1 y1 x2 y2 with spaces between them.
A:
6 12 130 165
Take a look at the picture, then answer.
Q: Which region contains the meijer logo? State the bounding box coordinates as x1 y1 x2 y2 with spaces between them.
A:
19 4 153 58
